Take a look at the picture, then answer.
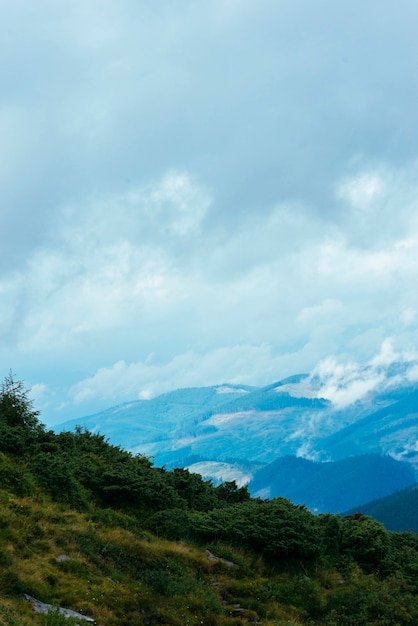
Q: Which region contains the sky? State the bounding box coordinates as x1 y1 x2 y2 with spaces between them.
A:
1 0 418 425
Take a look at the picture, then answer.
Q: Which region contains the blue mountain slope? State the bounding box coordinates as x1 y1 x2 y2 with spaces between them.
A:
344 483 418 532
318 388 418 463
249 454 416 513
159 379 330 465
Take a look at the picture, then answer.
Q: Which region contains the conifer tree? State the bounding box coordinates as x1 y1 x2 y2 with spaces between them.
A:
0 371 43 454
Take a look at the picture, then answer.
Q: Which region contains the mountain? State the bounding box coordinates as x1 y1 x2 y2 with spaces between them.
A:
55 376 332 468
54 368 418 508
344 483 418 532
249 454 416 513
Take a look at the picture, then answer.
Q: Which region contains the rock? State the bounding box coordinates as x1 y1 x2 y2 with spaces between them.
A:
24 594 95 622
206 550 237 568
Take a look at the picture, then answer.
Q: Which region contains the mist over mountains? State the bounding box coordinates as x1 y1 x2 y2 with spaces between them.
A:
55 359 418 518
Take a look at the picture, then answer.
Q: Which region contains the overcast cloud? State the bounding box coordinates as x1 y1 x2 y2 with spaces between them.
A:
1 0 418 424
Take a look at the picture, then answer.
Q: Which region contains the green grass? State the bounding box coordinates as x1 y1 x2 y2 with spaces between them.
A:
0 489 267 624
1 484 418 625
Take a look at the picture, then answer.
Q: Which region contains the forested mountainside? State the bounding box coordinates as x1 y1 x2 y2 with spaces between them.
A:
344 484 418 533
2 374 418 625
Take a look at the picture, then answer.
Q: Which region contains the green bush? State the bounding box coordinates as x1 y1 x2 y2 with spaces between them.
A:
30 453 87 508
147 508 193 540
0 453 33 497
191 498 322 565
339 515 390 572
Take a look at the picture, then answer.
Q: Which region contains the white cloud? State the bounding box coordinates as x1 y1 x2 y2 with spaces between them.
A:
370 338 398 368
68 344 285 411
310 340 418 409
337 171 385 208
334 161 418 248
12 170 209 353
319 373 385 409
297 299 343 325
29 383 50 406
406 365 418 384
400 307 417 326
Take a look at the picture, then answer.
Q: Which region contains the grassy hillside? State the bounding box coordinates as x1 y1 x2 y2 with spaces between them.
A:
1 374 418 625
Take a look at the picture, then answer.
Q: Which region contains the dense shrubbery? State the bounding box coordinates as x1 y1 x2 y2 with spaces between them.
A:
1 374 418 624
189 498 321 564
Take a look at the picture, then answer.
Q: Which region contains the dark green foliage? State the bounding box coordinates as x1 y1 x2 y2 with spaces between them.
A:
215 480 251 504
147 508 193 540
0 453 33 497
0 372 44 455
271 576 325 619
88 507 142 533
191 498 321 564
380 532 418 589
0 570 27 595
339 515 390 572
98 459 181 511
324 572 418 625
29 427 182 512
30 452 88 507
167 467 219 510
318 513 342 561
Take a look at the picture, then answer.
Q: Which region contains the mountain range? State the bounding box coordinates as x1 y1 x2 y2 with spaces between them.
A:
54 364 418 519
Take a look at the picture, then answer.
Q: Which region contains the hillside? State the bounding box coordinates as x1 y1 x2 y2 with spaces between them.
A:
2 374 418 624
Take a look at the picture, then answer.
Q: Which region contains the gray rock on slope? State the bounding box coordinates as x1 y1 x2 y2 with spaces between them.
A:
24 594 95 622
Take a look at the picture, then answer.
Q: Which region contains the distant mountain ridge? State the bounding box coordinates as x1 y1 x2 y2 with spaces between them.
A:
344 483 418 532
249 454 416 513
54 366 418 514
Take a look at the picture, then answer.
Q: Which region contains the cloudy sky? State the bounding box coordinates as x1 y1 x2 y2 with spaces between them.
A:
1 0 418 425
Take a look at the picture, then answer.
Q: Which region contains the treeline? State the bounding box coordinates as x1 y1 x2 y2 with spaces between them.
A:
2 373 418 624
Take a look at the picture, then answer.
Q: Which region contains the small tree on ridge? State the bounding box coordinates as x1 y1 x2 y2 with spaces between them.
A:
0 370 43 453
